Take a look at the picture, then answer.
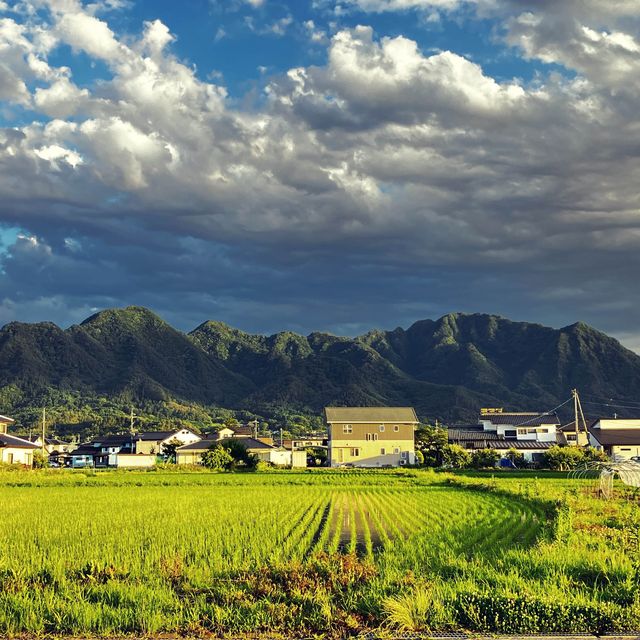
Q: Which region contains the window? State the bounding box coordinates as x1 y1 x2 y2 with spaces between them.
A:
393 447 400 454
379 425 385 432
343 424 353 434
401 451 408 459
538 428 549 433
380 448 386 455
366 433 379 441
393 425 400 432
350 448 360 457
504 430 517 439
621 448 631 451
7 453 13 464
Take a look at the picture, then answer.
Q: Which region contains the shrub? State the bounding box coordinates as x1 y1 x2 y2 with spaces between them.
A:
201 445 234 470
440 444 471 469
471 448 500 469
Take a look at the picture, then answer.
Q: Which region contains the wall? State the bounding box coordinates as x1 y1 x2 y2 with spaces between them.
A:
0 447 33 466
116 454 157 468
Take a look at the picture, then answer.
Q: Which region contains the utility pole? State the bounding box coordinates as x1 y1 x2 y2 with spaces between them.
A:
41 407 48 461
252 419 259 439
129 407 137 436
572 389 589 446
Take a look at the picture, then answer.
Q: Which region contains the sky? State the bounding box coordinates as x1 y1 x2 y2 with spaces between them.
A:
1 0 640 349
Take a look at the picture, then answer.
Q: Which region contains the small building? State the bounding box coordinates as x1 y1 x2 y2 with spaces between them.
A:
325 407 418 468
134 429 201 456
0 432 38 466
19 435 73 455
589 419 640 460
68 444 97 468
283 436 328 450
176 436 303 467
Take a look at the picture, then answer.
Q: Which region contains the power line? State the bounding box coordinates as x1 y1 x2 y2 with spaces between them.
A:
510 396 574 428
582 399 640 412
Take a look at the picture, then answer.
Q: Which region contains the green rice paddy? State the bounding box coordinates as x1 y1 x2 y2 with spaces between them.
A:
0 469 638 636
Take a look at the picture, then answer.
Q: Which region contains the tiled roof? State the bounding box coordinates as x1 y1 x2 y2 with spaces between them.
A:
177 436 275 452
484 440 554 450
136 431 186 441
0 433 38 449
479 412 560 427
448 429 501 441
589 428 640 446
325 407 418 423
69 446 97 456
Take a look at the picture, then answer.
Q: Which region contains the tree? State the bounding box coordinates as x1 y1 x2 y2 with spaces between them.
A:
543 445 586 470
440 444 471 469
415 450 425 466
415 425 448 467
220 439 259 469
162 439 181 463
201 445 234 470
471 448 500 469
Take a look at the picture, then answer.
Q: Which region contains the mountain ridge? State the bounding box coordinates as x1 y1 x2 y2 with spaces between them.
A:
1 306 639 433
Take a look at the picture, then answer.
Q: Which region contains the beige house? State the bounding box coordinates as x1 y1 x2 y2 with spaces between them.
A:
176 436 304 467
325 407 418 467
0 416 37 466
589 419 640 460
134 429 201 456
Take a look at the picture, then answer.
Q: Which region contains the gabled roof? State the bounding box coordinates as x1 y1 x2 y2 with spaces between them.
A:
325 407 418 423
479 412 560 427
136 431 180 442
177 436 275 452
0 433 38 449
69 445 98 457
589 427 640 446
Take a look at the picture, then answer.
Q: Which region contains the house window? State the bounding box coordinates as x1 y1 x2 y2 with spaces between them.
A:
539 428 549 433
621 448 631 451
517 428 527 435
7 453 13 464
366 433 379 442
394 425 400 432
401 451 408 459
379 425 385 432
504 430 517 439
380 448 386 455
350 448 360 457
393 447 400 454
343 424 353 434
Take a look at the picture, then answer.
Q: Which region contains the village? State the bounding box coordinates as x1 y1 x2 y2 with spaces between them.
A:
2 391 639 470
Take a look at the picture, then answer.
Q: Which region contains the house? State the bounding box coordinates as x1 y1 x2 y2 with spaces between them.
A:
92 435 135 467
589 419 640 460
19 435 73 455
68 444 97 468
283 436 328 450
176 436 303 467
325 407 418 467
134 429 201 456
0 416 38 466
448 409 561 463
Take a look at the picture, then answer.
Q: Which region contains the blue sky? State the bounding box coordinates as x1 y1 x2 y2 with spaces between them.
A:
1 0 640 350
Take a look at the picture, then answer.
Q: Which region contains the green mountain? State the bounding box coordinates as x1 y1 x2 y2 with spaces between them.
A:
1 307 640 434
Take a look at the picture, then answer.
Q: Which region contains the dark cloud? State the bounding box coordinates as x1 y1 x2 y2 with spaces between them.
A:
0 0 639 350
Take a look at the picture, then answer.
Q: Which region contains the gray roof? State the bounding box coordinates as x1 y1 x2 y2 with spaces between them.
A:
137 431 182 442
448 429 501 441
589 428 640 446
0 433 38 449
325 407 418 423
177 437 274 452
479 412 560 427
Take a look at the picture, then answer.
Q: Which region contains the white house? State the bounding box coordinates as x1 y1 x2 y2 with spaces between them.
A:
448 409 561 463
589 419 640 460
0 415 38 466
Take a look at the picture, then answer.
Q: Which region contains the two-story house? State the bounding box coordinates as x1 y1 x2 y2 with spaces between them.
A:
325 407 418 468
448 408 560 463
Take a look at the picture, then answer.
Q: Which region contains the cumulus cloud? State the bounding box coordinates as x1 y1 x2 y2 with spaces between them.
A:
0 0 640 345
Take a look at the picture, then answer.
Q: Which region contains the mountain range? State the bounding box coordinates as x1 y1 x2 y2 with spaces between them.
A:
1 306 640 431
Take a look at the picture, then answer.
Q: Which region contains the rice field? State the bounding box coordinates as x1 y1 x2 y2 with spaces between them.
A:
0 469 639 636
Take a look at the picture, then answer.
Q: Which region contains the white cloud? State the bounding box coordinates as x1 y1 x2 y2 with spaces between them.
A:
1 0 640 338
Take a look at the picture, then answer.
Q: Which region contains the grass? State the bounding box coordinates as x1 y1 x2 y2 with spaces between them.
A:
0 467 639 636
